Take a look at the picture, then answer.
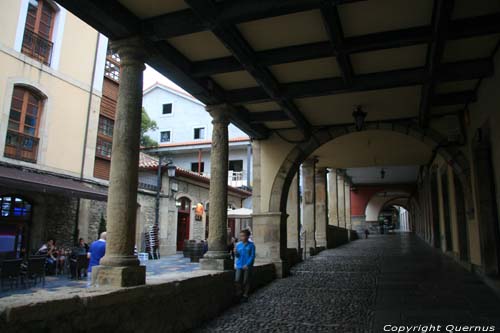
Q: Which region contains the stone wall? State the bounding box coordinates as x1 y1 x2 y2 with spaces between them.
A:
0 264 275 333
327 225 350 249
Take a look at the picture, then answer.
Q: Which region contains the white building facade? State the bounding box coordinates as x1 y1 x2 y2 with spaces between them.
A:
142 83 253 190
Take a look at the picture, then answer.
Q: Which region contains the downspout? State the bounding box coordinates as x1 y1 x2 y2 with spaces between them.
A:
246 143 252 188
73 32 101 245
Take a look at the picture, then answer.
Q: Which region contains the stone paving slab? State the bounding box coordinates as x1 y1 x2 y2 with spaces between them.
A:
197 234 500 333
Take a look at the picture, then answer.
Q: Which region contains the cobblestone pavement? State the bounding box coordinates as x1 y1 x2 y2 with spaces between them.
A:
197 233 500 332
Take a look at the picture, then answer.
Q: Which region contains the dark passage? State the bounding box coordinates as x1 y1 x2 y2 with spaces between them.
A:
197 234 500 332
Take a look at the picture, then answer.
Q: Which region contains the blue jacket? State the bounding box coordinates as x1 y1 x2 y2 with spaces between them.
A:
235 241 255 269
88 240 106 273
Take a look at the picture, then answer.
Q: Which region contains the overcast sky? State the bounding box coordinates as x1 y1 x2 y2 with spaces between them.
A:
143 64 188 94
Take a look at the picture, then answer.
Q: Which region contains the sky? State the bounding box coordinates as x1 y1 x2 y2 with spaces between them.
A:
143 65 189 94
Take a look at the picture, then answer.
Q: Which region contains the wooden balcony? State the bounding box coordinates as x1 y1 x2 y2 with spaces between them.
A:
21 29 53 66
4 130 39 163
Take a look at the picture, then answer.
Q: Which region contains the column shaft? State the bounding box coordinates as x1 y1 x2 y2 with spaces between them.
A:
94 37 147 287
328 169 339 226
337 173 346 228
287 173 300 250
302 159 317 254
200 105 232 270
315 168 328 247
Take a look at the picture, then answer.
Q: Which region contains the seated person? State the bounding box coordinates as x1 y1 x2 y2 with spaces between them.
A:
37 238 57 275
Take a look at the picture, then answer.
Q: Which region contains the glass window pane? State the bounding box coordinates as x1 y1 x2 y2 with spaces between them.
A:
9 110 21 122
24 126 35 136
25 115 36 127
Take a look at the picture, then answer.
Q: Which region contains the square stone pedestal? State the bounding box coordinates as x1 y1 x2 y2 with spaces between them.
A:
200 258 233 271
253 212 289 278
92 265 146 287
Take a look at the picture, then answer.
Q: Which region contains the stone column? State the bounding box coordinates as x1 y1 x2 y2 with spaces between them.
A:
302 159 317 254
200 105 232 270
328 169 339 226
287 172 300 250
337 172 346 228
315 168 328 247
345 182 351 230
93 37 147 287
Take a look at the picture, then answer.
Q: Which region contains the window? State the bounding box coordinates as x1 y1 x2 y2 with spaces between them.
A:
96 138 112 159
104 48 120 82
162 103 172 115
4 86 43 163
22 0 56 65
191 162 205 173
194 127 205 140
98 116 114 137
160 131 171 143
229 160 243 172
0 196 32 218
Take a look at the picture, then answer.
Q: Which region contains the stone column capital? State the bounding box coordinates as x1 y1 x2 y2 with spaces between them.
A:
110 36 149 67
206 104 231 125
302 158 318 167
315 167 328 175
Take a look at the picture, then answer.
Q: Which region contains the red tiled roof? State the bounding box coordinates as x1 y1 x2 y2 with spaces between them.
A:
139 152 159 169
157 136 250 148
138 153 251 197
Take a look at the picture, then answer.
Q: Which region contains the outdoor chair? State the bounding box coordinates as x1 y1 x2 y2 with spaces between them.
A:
26 257 46 287
75 255 88 279
0 259 22 290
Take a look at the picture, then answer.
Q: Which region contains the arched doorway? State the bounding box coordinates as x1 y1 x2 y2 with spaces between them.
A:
176 197 191 251
0 195 32 258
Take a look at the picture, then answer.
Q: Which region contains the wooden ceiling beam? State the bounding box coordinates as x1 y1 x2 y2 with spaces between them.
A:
320 2 354 84
186 0 312 137
190 13 500 77
419 0 455 128
225 58 492 103
143 0 365 40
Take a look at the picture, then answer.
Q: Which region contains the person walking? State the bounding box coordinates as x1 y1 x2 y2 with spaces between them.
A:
234 229 255 302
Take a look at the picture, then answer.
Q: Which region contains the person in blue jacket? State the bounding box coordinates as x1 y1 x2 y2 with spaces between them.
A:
234 229 256 302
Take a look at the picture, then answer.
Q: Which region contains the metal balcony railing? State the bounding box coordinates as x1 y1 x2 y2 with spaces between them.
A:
21 29 53 66
4 130 40 163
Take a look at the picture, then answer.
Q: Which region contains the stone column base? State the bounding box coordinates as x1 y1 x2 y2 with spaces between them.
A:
92 265 146 287
200 258 233 271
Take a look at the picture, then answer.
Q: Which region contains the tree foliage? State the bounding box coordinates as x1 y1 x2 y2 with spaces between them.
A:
141 107 158 148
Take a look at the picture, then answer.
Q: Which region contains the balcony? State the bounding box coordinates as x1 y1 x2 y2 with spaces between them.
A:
21 29 53 66
4 130 40 163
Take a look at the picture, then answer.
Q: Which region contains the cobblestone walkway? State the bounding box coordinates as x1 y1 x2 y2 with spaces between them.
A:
197 233 500 332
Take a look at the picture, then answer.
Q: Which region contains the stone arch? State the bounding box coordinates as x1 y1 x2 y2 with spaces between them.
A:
365 194 411 222
175 192 198 205
268 121 473 219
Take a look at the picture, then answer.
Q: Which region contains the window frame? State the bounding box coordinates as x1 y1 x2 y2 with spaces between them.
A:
162 103 173 116
160 130 172 143
190 162 205 173
8 86 43 138
21 0 56 65
193 127 206 140
229 160 244 172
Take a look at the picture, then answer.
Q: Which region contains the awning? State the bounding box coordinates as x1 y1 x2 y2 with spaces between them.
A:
227 208 252 219
0 164 107 201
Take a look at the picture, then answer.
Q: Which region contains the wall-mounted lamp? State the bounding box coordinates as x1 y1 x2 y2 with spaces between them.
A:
352 105 367 131
166 163 176 178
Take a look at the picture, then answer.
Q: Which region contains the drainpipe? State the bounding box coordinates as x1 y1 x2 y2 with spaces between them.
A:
246 143 252 188
155 156 163 228
73 32 101 245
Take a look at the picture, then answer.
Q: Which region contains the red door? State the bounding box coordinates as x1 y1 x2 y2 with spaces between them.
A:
177 213 190 251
